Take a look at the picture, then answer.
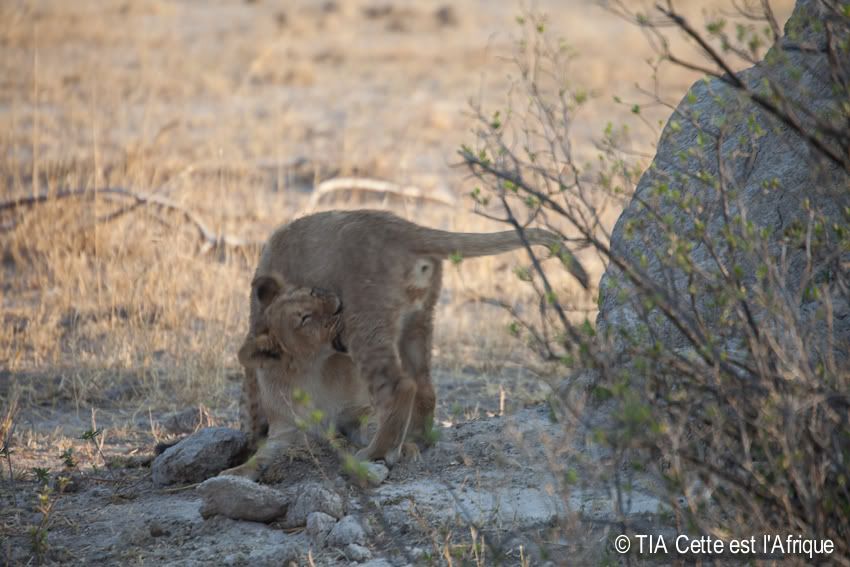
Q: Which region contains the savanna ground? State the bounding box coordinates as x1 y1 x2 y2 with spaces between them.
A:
0 0 795 564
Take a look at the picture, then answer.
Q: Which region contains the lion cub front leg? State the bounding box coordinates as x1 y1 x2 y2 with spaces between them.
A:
238 333 283 449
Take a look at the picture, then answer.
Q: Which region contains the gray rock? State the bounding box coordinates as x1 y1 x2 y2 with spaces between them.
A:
152 427 248 486
282 484 344 528
596 0 850 365
305 511 336 544
327 515 366 547
363 462 389 486
344 543 372 562
197 476 289 522
160 407 211 434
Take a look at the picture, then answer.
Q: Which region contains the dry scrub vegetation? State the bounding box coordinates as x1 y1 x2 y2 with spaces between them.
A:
0 0 793 409
463 0 850 561
3 0 821 563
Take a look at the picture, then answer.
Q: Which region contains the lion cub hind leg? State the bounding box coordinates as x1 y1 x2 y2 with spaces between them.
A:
354 359 417 465
398 309 438 447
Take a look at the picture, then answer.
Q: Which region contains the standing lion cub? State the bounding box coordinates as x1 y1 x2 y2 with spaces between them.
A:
222 286 370 480
245 209 588 464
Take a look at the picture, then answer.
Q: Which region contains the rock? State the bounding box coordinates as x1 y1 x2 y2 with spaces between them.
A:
282 484 344 528
151 427 248 486
148 521 169 537
327 515 366 547
305 511 336 544
197 476 289 522
344 543 372 562
362 462 389 486
596 0 850 363
376 504 413 536
160 407 212 434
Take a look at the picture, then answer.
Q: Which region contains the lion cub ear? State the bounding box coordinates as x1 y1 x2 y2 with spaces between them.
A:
252 273 286 308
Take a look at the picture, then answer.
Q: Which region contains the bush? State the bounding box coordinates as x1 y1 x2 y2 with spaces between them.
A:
461 1 850 561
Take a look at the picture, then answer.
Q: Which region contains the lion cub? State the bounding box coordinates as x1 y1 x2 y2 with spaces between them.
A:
249 210 589 464
220 287 370 480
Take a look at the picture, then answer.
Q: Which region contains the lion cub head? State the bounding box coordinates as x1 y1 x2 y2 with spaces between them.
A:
240 276 346 368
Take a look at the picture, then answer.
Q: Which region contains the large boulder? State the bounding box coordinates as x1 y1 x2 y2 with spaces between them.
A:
597 0 849 360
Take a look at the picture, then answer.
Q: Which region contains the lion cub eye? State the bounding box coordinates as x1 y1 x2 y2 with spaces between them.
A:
299 314 312 326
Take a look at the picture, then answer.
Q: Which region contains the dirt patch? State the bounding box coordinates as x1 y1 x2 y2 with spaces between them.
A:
1 398 666 565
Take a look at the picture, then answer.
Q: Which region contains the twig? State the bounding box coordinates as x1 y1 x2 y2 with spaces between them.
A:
159 482 201 493
0 187 262 254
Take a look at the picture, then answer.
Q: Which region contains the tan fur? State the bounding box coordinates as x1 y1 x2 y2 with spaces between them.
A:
224 286 370 480
247 210 588 463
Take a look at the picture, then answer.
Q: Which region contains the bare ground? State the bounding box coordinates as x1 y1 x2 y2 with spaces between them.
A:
2 394 665 566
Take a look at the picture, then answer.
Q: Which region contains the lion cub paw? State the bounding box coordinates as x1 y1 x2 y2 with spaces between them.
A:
238 334 282 369
400 442 421 462
218 459 260 482
359 442 421 468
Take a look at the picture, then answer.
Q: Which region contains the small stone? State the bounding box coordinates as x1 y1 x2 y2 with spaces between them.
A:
148 522 169 537
282 484 344 528
152 427 248 486
362 462 389 486
306 511 336 545
327 515 366 547
197 476 289 522
344 543 372 562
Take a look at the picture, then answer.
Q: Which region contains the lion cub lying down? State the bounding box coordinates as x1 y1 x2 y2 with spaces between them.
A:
220 286 370 480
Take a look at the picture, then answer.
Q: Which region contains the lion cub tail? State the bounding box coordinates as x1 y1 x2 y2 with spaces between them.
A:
413 227 589 289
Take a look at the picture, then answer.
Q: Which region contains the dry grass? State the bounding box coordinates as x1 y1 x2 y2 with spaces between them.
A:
0 0 795 411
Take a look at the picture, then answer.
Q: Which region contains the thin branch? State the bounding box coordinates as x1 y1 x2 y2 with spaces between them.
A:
0 187 261 253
